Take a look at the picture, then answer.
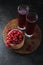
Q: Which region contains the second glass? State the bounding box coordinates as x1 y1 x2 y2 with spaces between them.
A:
25 12 38 37
18 5 29 30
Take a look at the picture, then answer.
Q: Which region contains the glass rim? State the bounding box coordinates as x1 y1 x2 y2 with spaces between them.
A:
17 4 29 14
25 32 33 38
26 12 38 23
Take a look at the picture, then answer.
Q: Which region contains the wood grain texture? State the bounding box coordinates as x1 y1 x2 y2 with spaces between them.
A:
3 18 41 54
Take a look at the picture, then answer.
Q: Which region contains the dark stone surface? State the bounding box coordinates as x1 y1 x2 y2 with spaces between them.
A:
0 0 43 65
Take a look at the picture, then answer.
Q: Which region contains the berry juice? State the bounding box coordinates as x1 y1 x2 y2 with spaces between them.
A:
18 5 29 28
26 12 38 35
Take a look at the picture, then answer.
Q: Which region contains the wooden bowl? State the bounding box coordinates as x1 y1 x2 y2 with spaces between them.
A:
6 29 25 49
10 38 25 49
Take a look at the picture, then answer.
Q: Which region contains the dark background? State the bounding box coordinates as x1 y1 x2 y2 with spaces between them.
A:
0 0 43 65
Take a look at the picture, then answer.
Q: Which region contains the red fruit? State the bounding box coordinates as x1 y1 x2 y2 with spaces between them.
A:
16 30 19 33
19 35 23 39
17 31 21 35
6 36 9 40
6 40 11 48
6 41 10 45
14 30 18 33
14 34 18 37
8 37 11 40
13 35 16 38
13 37 17 42
6 36 11 41
13 31 16 34
11 34 14 38
10 31 13 34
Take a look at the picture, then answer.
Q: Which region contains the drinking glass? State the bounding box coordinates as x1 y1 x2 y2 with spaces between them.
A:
25 12 38 38
17 4 29 31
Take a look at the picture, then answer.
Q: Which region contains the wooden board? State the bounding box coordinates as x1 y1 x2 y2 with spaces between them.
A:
3 18 41 54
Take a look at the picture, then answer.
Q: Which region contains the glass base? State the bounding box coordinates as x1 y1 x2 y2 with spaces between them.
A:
25 33 33 38
18 26 26 31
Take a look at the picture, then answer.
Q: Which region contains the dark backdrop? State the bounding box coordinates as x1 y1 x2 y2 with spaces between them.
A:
0 0 43 65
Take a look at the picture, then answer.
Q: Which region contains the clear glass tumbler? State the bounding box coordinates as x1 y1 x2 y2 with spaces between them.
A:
18 4 29 31
25 12 38 38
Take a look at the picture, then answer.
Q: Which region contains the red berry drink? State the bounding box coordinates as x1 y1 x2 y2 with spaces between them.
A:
25 12 38 37
18 5 29 30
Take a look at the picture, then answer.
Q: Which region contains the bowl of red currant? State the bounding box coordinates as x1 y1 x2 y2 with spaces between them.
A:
6 29 25 49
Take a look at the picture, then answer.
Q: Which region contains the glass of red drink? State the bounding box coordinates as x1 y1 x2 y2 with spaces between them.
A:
25 12 38 37
17 5 29 31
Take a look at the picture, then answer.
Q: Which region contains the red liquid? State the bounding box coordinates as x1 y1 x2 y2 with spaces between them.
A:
26 14 36 35
18 13 26 28
18 6 28 28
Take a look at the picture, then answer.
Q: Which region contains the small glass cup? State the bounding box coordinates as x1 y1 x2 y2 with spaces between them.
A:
17 4 29 31
25 12 38 38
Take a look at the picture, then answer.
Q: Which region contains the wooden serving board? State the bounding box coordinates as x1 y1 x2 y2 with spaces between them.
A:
3 18 41 54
